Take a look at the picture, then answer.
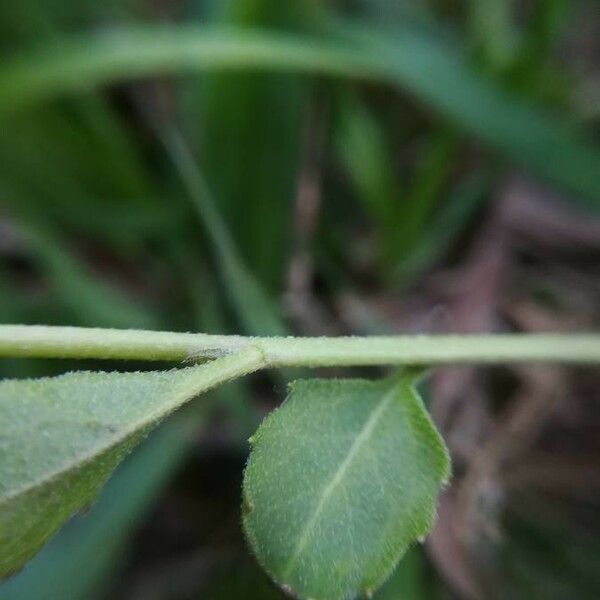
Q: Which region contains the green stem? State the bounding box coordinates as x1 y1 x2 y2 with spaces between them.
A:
0 325 599 366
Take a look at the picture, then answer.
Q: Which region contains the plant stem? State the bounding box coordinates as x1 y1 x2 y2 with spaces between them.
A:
0 325 599 366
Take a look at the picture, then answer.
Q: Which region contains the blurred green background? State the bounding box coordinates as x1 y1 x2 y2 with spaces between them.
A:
1 0 600 598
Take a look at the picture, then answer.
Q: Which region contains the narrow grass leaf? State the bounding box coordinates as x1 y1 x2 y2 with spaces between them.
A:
161 127 289 337
197 0 312 291
393 169 490 283
335 93 402 262
391 128 458 264
1 23 600 205
22 225 161 330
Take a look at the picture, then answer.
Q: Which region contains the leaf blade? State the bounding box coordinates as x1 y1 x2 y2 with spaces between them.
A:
1 23 600 206
0 347 265 578
0 409 206 600
242 373 450 600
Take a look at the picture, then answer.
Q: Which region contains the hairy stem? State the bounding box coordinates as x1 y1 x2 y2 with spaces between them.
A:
0 325 599 366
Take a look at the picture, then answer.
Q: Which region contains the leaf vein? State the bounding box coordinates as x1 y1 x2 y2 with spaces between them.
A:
281 383 397 579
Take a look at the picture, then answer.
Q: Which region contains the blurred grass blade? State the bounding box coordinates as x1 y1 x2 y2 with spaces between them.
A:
160 127 288 336
394 169 491 283
392 127 458 264
0 98 177 257
1 22 599 206
336 96 460 271
335 93 402 266
22 224 161 329
469 0 518 70
197 0 313 291
335 21 600 208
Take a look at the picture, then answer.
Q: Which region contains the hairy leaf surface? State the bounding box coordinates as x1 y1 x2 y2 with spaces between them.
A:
0 347 264 578
243 373 450 600
0 410 207 600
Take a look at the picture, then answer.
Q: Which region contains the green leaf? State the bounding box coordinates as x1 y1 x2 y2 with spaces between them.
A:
2 22 600 207
0 347 265 579
242 372 450 600
393 168 490 284
196 0 314 292
335 93 402 260
21 224 161 330
392 128 458 264
0 410 205 600
160 128 289 337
